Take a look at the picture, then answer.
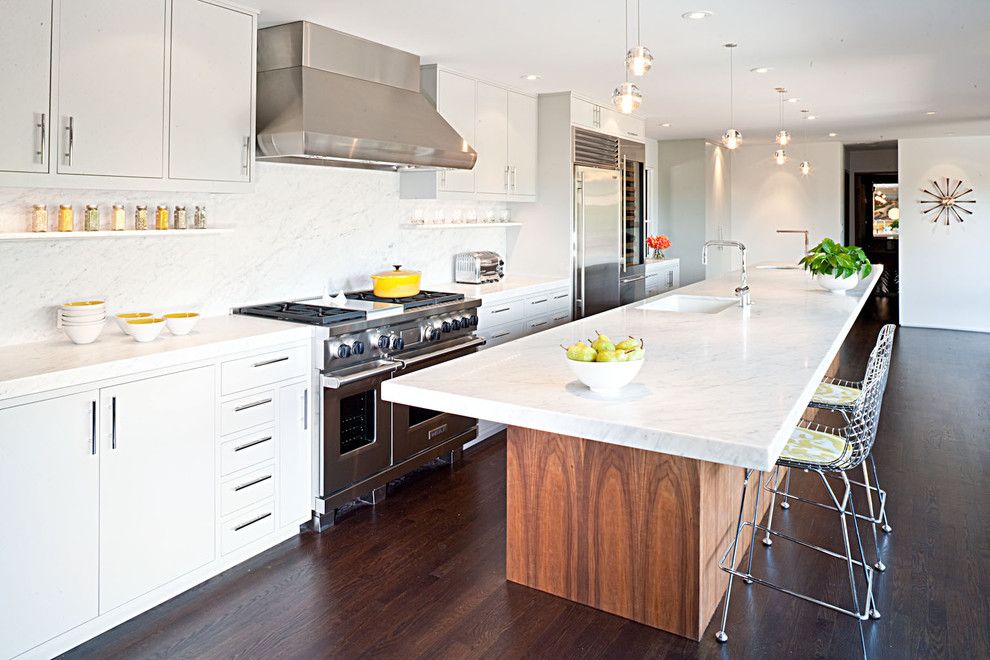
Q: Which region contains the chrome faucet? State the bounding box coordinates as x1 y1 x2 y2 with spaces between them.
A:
702 240 751 307
777 229 810 255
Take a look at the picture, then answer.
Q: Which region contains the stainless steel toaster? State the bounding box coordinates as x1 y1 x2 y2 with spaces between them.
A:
455 251 504 284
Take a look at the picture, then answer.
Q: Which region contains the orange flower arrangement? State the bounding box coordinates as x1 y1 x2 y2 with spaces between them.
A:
646 235 671 251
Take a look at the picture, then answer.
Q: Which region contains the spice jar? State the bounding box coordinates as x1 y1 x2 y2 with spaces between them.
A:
31 205 48 232
194 206 207 229
110 204 126 231
155 205 169 230
58 205 74 232
135 205 149 230
173 205 187 230
84 205 100 231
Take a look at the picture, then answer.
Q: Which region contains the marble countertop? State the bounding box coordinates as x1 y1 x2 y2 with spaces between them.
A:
383 266 882 470
645 257 680 269
428 274 570 304
0 315 312 402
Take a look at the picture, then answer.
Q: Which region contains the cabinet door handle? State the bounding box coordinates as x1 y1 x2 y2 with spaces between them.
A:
37 113 46 164
234 474 272 492
511 166 517 191
252 356 288 368
242 136 250 175
90 400 97 455
234 511 271 531
234 398 272 412
234 436 272 452
64 116 74 165
440 170 446 189
531 298 548 305
111 396 117 449
303 388 309 431
504 165 510 191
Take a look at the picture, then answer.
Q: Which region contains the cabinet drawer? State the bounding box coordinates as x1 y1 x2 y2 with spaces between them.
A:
525 293 551 318
221 501 275 555
526 314 552 334
221 346 308 396
478 299 524 328
550 309 572 327
221 391 275 436
220 427 275 477
548 288 571 311
482 320 526 348
221 463 276 517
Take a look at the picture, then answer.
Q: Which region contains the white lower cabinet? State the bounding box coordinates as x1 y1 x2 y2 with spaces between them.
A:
277 380 312 528
477 283 572 347
98 367 216 613
0 391 99 660
645 261 681 298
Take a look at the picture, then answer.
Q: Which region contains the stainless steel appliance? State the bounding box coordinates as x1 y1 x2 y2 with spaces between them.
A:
455 251 505 284
572 128 648 317
256 21 477 172
235 290 483 530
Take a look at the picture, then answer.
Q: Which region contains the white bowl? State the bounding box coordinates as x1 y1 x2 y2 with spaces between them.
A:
816 273 859 295
63 320 104 345
566 356 644 394
115 312 154 334
59 315 106 326
127 317 165 342
62 300 106 312
164 312 200 336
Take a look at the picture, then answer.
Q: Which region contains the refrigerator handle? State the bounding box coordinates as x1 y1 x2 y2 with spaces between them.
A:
620 156 627 273
576 172 586 318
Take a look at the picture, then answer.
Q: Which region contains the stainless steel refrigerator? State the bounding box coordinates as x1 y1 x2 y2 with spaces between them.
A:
573 130 647 319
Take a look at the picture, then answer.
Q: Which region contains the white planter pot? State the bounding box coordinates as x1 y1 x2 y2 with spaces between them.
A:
816 272 859 295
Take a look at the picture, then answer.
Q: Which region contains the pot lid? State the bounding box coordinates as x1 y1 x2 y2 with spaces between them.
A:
372 264 421 278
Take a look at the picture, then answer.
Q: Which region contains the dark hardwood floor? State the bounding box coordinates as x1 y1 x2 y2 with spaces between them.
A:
64 298 990 659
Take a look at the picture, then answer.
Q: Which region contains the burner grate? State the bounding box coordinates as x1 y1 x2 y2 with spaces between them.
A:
236 302 365 326
345 289 464 309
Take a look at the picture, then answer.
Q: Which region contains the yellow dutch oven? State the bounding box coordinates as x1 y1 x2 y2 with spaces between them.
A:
371 265 422 298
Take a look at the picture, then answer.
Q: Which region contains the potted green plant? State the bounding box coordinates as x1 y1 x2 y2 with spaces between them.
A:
798 238 873 295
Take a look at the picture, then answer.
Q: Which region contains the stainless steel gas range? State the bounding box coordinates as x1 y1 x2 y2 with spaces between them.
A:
235 290 484 531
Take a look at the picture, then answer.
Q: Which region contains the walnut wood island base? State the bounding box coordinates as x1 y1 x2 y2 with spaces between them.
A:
505 426 779 641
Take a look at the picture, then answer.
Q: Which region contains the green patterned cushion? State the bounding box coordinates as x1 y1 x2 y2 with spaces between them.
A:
781 427 847 464
812 382 861 407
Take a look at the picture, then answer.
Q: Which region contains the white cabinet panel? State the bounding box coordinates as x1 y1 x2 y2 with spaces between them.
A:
0 392 99 659
0 0 52 173
474 82 508 194
570 96 597 130
436 70 476 193
99 366 215 613
57 0 166 177
220 462 276 517
169 0 253 182
277 380 312 527
507 91 537 196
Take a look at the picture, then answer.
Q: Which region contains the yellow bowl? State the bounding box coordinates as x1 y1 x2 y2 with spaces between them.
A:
127 317 165 325
164 312 200 336
64 299 105 307
163 312 199 319
115 312 153 334
127 317 165 343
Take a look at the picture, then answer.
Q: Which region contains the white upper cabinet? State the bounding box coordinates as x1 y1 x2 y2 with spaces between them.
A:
0 0 52 174
57 0 166 177
0 391 100 660
570 95 645 142
507 91 537 196
98 367 215 613
169 0 254 182
433 69 476 193
475 82 509 195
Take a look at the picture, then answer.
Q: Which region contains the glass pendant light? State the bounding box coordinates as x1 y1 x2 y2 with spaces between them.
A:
721 44 741 149
774 148 788 165
613 0 644 114
625 0 653 76
798 109 812 175
799 160 812 175
775 88 791 146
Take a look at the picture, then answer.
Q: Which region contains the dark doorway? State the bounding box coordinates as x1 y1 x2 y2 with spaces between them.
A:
854 172 899 296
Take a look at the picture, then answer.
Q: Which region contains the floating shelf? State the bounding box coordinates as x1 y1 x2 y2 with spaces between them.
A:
0 228 233 242
400 222 522 229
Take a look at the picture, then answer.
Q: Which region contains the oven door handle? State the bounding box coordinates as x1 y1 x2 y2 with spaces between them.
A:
396 336 487 369
320 360 400 389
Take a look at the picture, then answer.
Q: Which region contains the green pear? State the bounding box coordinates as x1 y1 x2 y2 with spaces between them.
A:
626 347 645 361
590 332 615 352
615 337 642 351
565 341 597 362
616 349 632 362
595 350 620 362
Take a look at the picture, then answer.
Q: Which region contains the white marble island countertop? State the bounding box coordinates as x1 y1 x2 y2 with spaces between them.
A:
0 315 313 402
383 266 882 471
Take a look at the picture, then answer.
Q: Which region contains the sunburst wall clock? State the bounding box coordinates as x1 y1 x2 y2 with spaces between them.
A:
918 177 976 225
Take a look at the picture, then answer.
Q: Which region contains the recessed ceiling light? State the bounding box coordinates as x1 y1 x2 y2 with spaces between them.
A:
750 67 772 74
806 115 817 120
925 110 936 115
660 122 671 127
520 74 542 81
681 10 713 20
786 97 800 103
828 132 838 137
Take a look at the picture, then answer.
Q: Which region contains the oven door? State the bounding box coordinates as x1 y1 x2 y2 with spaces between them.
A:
391 337 485 464
321 360 398 495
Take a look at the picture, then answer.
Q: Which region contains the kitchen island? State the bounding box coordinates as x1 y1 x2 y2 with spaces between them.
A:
382 266 882 640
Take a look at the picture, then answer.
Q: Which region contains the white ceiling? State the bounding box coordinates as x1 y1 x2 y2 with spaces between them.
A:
254 0 990 144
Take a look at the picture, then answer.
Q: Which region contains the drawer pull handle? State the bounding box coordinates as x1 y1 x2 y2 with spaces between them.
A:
531 321 548 328
491 307 510 314
554 314 569 321
234 511 272 531
553 294 568 299
234 398 272 412
234 474 272 491
491 331 511 339
252 356 289 368
234 436 272 452
531 299 548 305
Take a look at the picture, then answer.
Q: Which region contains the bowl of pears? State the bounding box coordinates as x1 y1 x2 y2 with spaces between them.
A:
563 331 645 394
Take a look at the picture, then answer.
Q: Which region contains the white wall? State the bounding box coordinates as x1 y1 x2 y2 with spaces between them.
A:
658 139 706 284
730 142 844 265
898 136 990 333
0 163 509 346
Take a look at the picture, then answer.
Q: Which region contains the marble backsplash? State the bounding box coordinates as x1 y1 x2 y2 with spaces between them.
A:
0 163 509 346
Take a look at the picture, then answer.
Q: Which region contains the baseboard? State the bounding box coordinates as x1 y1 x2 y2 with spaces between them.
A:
898 321 990 334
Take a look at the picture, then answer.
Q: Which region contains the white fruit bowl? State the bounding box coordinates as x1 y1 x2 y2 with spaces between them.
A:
62 320 105 345
164 312 200 336
566 357 644 394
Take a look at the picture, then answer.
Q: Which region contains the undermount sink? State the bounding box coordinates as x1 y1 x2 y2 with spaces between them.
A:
638 294 739 314
755 263 802 270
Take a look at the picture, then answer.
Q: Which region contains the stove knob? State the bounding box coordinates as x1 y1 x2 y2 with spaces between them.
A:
431 328 441 341
352 340 365 355
442 321 452 333
377 335 390 350
337 344 352 359
451 319 462 331
391 336 404 351
469 314 479 327
460 316 472 328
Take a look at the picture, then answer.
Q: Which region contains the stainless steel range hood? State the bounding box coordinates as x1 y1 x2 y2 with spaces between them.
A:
256 21 477 172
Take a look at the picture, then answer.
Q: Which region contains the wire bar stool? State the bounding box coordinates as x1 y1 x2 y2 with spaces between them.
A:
775 324 896 572
715 328 892 659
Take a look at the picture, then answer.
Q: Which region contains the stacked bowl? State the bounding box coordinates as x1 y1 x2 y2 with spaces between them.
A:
59 300 107 344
